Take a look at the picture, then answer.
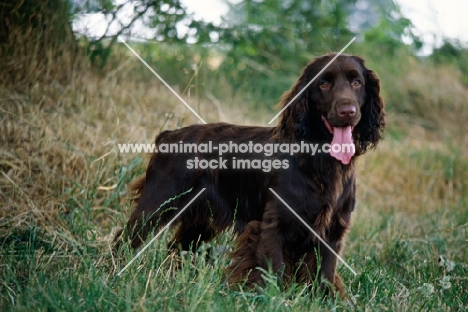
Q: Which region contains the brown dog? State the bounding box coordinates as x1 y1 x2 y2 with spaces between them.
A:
115 54 385 296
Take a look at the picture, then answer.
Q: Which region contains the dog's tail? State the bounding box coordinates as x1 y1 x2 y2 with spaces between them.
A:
113 175 146 251
129 175 146 205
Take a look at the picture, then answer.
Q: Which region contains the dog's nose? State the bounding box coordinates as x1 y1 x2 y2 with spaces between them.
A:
337 105 356 118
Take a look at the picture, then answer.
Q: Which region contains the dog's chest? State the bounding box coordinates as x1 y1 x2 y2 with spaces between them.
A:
308 164 355 237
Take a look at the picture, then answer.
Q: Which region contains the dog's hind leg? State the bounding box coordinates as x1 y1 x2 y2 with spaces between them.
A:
114 174 194 250
169 219 217 252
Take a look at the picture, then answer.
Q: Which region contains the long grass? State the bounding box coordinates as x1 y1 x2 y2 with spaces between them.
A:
1 40 468 310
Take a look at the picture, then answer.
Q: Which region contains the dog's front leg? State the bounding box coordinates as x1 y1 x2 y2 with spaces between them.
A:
319 239 345 298
255 202 285 281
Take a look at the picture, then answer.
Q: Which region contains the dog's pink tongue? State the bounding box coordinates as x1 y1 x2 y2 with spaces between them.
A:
330 126 355 165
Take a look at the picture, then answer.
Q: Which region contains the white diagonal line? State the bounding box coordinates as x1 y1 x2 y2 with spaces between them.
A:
118 38 207 124
269 188 357 276
117 188 206 276
267 37 356 125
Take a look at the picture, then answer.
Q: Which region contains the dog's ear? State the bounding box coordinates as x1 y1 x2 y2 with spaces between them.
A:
277 65 314 139
354 68 386 154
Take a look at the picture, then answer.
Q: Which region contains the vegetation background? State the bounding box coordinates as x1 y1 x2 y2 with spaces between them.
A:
1 0 467 310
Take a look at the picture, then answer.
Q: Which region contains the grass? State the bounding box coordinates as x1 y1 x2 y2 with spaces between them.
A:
1 43 468 311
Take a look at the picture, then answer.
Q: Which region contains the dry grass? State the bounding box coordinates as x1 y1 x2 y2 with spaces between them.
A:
378 56 468 143
0 53 247 246
2 48 468 243
1 45 468 310
0 0 76 87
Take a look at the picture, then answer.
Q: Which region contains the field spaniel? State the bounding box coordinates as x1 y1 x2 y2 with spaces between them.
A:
114 53 385 297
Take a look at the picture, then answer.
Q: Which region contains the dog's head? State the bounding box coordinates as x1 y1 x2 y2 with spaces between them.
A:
277 54 386 159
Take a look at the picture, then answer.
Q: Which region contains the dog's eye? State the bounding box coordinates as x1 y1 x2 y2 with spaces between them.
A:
320 81 330 89
351 79 361 87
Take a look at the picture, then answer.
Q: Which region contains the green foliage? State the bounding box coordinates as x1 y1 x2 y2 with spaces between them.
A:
126 42 209 86
72 0 114 13
69 0 427 105
363 14 422 55
214 0 357 105
76 0 202 68
431 41 468 86
87 40 113 69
